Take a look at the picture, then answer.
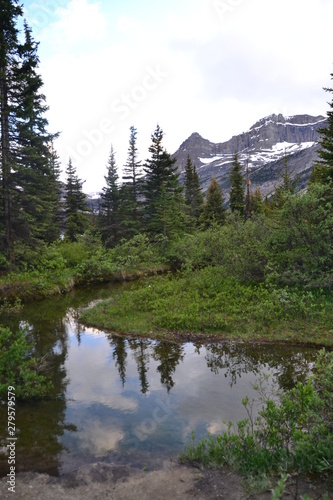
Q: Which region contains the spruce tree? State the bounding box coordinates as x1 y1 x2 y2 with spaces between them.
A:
143 125 184 241
120 126 142 238
99 145 119 247
0 7 59 263
184 154 203 222
310 72 333 184
272 153 299 209
249 187 264 216
45 141 63 242
64 158 89 242
0 0 23 262
15 21 59 245
229 153 245 216
200 176 226 228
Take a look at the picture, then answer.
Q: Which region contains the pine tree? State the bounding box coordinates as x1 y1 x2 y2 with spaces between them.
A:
184 154 203 222
272 153 299 209
64 158 89 242
14 21 59 245
0 0 23 262
0 7 59 263
310 72 333 184
45 141 63 242
143 125 184 241
249 187 264 216
229 153 245 216
99 145 119 247
200 176 226 228
120 126 143 238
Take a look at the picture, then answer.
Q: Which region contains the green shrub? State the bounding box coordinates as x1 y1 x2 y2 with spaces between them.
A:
114 234 161 270
74 250 117 284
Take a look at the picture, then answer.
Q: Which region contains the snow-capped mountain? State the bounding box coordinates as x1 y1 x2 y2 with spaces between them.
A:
173 114 327 198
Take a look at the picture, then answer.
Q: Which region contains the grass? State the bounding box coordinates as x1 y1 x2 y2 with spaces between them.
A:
80 266 333 346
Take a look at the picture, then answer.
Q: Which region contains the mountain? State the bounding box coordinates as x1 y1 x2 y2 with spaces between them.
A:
173 114 327 199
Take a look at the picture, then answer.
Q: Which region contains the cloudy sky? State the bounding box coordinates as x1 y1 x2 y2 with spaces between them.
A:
22 0 333 193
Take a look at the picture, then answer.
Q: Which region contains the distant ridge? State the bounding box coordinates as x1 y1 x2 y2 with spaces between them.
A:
172 114 327 198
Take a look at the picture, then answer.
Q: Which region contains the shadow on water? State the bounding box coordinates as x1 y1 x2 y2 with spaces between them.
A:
0 281 319 476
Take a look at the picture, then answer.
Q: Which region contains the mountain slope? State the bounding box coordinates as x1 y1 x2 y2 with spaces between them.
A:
173 114 327 198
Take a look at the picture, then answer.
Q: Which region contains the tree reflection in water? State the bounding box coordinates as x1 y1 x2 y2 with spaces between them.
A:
106 335 316 395
203 342 318 390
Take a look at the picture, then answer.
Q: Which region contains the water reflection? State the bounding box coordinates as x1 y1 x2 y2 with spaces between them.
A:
0 282 320 477
203 342 316 389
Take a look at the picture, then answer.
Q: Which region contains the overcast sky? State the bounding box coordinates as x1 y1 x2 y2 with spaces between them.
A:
23 0 333 193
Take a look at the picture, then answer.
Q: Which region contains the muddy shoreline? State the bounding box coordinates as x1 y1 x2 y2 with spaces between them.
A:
1 460 332 499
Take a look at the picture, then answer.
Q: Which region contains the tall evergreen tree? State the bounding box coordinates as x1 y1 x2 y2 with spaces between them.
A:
310 72 333 185
64 158 89 242
200 176 226 228
229 153 245 217
120 126 142 238
143 125 184 241
0 6 59 263
249 187 264 216
0 0 23 262
14 21 59 245
45 141 63 241
99 145 119 247
272 153 299 209
184 154 203 222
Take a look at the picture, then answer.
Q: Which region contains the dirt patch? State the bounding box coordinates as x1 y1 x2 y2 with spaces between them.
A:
1 460 332 499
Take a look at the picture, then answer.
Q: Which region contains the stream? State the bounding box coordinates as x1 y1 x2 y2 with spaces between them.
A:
0 280 319 477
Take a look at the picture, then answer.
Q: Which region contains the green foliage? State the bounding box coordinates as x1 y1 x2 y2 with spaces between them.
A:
114 234 161 270
143 125 185 239
167 215 270 283
271 474 288 499
249 187 264 216
64 158 90 242
0 297 23 314
81 266 333 345
200 177 226 229
316 73 333 171
0 326 53 400
181 350 333 479
229 153 245 216
266 183 333 288
119 127 144 240
99 144 120 247
270 154 300 210
184 154 203 222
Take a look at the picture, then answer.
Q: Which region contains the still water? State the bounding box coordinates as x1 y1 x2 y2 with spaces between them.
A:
0 281 318 477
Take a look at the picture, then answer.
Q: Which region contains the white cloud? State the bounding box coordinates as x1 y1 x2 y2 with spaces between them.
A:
52 0 107 45
33 0 333 191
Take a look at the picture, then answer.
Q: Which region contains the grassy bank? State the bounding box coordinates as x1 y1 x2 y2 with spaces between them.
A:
81 267 333 347
0 234 168 306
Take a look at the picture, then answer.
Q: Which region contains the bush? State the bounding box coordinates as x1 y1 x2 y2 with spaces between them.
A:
166 215 270 283
74 249 117 284
114 234 161 270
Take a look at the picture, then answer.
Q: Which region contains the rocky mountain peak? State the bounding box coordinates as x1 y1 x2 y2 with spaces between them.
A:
173 113 327 199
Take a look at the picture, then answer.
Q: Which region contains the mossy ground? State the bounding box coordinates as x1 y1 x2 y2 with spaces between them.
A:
81 267 333 347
